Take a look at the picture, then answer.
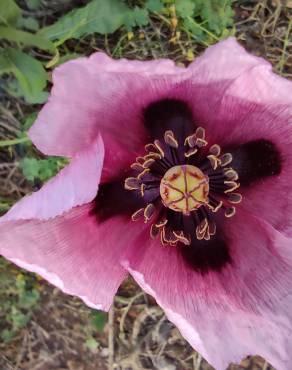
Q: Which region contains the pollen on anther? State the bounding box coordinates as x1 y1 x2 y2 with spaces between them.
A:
207 155 221 170
184 134 197 148
164 130 179 148
225 207 236 218
144 203 155 223
185 148 198 158
220 153 233 167
195 127 205 140
125 177 140 190
224 168 239 181
209 144 221 157
228 193 242 204
131 208 145 221
224 181 240 193
154 140 165 157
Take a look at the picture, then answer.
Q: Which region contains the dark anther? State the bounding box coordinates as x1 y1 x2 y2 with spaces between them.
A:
143 99 195 143
93 181 146 221
229 139 281 186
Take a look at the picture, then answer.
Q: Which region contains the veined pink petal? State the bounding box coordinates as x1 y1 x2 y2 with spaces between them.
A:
0 136 129 309
181 38 292 145
188 36 291 107
0 205 130 310
89 52 183 75
122 209 292 370
28 54 187 159
189 37 270 83
1 136 104 221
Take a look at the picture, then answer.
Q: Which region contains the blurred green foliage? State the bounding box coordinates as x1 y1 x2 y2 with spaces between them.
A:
20 156 68 182
1 0 234 104
0 259 41 342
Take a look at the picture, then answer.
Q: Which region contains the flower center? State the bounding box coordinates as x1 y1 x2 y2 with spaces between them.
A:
124 127 241 246
160 165 209 215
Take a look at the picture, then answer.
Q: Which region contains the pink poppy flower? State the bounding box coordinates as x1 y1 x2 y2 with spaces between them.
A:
1 37 292 369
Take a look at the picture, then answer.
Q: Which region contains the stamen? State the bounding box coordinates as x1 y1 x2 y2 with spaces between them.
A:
140 183 146 197
224 168 239 181
143 158 156 168
161 226 177 246
137 168 150 179
144 203 155 223
164 130 179 148
125 177 140 190
131 163 144 171
208 199 223 212
136 156 145 165
154 140 165 157
184 134 197 147
195 127 205 140
207 155 221 170
196 218 209 240
220 153 233 167
131 208 145 221
145 143 163 157
173 231 191 245
224 181 240 193
150 224 160 238
144 153 162 161
196 138 208 147
225 207 236 218
185 148 198 158
227 193 242 204
156 219 168 227
208 220 216 236
209 144 221 156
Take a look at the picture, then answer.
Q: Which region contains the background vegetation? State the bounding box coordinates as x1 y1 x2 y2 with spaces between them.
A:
0 0 291 369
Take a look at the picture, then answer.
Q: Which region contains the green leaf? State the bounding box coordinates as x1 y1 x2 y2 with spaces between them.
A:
0 26 56 52
146 0 164 12
175 0 195 18
0 48 48 103
18 289 40 309
91 311 107 332
39 0 131 44
11 307 29 329
20 158 40 182
0 0 21 26
124 7 149 30
86 337 98 350
1 329 14 342
22 112 37 131
25 0 42 10
20 156 68 182
17 16 39 31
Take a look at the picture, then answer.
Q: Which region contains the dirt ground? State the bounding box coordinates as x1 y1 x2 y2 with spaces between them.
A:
0 1 291 370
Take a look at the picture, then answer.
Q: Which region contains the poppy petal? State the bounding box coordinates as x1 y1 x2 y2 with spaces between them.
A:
0 205 129 310
1 136 104 221
28 54 185 158
122 210 292 370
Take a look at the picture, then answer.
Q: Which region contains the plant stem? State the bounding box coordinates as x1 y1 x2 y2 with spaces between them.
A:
0 136 30 148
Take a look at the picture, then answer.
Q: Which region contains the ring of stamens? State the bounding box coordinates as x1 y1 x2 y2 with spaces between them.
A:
124 126 241 246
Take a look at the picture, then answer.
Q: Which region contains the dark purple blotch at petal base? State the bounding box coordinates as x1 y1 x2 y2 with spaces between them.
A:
94 180 147 221
143 99 195 144
227 139 282 186
167 209 231 273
